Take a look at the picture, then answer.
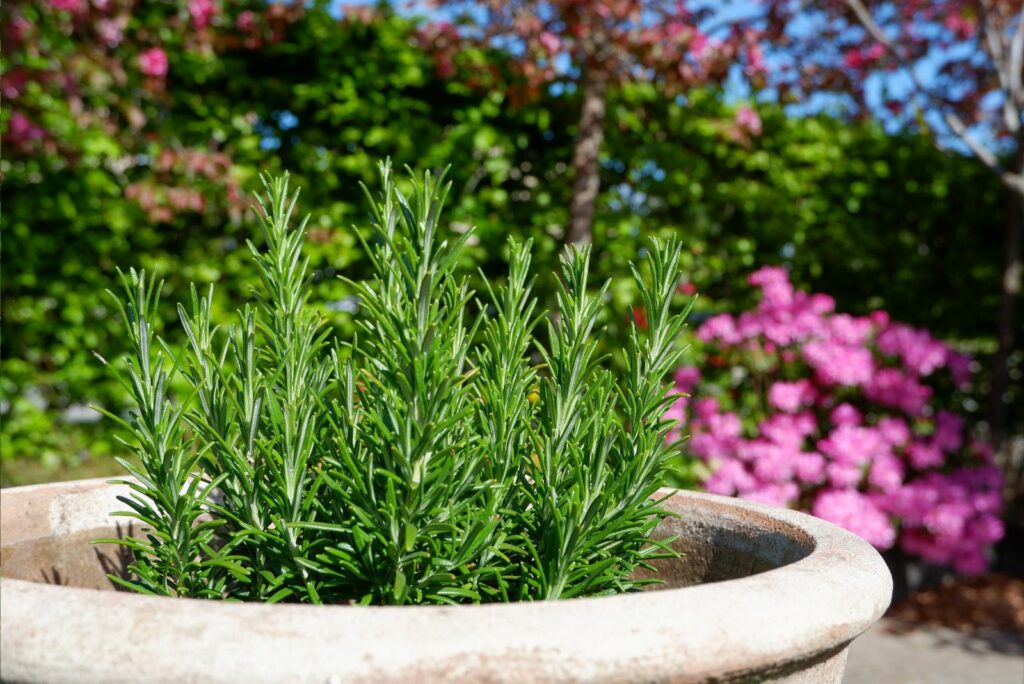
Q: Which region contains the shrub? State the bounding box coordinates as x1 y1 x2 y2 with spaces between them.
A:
670 266 1004 573
97 162 692 604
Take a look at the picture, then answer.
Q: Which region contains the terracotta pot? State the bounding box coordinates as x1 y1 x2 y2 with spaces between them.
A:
1 478 891 683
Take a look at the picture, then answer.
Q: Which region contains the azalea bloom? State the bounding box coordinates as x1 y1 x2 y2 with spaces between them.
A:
189 0 218 31
671 267 1002 574
735 106 762 136
138 47 169 79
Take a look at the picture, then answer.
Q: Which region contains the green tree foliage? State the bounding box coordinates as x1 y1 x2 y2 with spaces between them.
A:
601 87 1006 339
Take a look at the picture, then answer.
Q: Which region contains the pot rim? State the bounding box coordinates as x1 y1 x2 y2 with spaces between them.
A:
1 478 892 683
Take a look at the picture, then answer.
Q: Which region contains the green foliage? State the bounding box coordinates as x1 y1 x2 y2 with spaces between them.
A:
3 3 1014 484
98 165 691 604
94 270 224 597
601 87 1006 339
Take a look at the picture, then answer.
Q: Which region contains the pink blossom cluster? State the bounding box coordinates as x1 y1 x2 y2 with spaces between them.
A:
842 43 885 71
188 0 219 31
47 0 87 14
125 183 206 223
670 266 1003 574
138 47 169 79
734 106 762 137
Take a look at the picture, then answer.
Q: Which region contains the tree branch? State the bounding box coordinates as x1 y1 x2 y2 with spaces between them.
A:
942 112 1005 174
977 0 1019 136
841 0 1007 177
1009 7 1024 110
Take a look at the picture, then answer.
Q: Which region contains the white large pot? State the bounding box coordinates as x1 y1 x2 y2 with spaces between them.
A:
1 478 891 683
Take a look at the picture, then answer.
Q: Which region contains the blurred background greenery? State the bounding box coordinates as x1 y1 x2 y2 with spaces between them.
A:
1 1 1019 498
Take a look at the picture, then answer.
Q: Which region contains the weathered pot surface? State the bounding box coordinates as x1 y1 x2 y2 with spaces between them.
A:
1 478 891 683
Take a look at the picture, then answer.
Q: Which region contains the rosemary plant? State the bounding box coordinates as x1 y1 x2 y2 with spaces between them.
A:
98 161 694 605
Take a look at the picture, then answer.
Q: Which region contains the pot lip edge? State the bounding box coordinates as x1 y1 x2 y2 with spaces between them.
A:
1 477 893 666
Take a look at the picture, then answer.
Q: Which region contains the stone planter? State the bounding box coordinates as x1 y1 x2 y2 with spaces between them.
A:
1 478 891 683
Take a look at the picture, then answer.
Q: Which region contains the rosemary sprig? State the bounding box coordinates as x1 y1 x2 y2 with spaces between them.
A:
99 160 693 604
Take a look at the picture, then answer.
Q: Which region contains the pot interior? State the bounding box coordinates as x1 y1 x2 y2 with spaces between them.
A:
642 494 815 588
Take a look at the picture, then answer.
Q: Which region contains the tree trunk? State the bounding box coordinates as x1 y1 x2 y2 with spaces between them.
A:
990 152 1024 447
567 68 609 246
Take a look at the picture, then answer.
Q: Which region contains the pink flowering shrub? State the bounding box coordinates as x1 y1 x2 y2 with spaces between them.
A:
667 266 1004 574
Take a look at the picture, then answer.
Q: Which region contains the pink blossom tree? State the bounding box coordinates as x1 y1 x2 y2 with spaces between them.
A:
763 0 1024 447
427 0 766 245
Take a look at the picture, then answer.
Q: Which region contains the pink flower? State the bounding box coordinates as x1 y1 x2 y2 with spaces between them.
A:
743 483 798 507
745 43 766 76
829 313 872 345
865 368 931 416
946 351 972 388
768 380 815 413
876 323 948 377
8 111 45 141
664 395 688 424
966 515 1004 545
818 424 884 466
735 106 762 136
663 393 688 446
869 452 904 493
749 266 793 308
826 461 863 488
236 10 256 31
692 398 721 422
843 49 866 70
794 451 826 484
923 502 969 539
138 47 169 79
691 432 732 461
705 460 754 496
829 403 862 427
876 417 910 447
951 550 988 575
706 410 742 439
813 490 896 549
48 0 85 12
843 44 884 70
664 393 688 444
802 340 873 386
933 411 964 453
538 31 561 54
748 441 796 482
673 366 700 392
9 15 31 43
759 412 815 448
189 0 218 30
944 13 976 39
96 18 125 49
688 32 710 60
907 440 944 469
1 70 27 100
969 438 996 465
698 313 740 344
810 293 836 314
